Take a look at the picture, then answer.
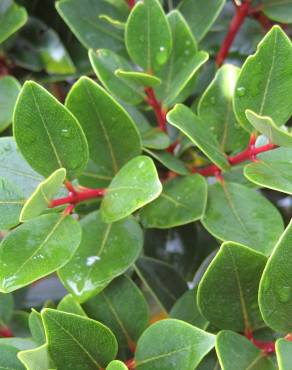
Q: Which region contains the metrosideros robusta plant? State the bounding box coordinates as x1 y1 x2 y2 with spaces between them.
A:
0 0 292 369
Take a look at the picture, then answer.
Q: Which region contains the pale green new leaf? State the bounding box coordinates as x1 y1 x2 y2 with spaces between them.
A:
101 156 162 223
57 294 87 317
107 360 128 370
125 0 172 72
13 81 89 179
0 214 81 293
135 319 215 370
20 168 66 222
18 344 50 370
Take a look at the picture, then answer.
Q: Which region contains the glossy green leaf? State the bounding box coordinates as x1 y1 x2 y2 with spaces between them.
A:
29 310 46 346
0 344 25 370
57 294 87 317
143 148 189 175
216 330 275 370
244 147 292 194
198 64 249 152
0 292 14 324
65 76 141 187
0 137 43 198
198 242 266 331
101 156 162 223
263 0 292 23
135 319 215 370
135 257 187 312
115 70 161 87
234 26 292 132
259 218 292 332
155 11 208 107
83 275 149 348
56 0 125 51
0 0 27 43
0 76 21 132
178 0 225 41
13 81 89 179
59 211 143 302
18 344 50 370
141 129 170 150
0 213 82 293
167 104 230 171
140 175 207 228
0 177 24 230
20 168 66 222
89 49 145 105
170 288 208 329
125 0 172 72
106 360 128 370
276 339 292 370
202 182 284 255
42 309 118 370
246 110 292 147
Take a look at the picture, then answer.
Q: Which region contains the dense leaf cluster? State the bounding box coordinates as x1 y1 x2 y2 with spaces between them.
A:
1 0 292 369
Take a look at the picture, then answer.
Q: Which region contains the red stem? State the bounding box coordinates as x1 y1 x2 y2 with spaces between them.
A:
144 87 167 132
216 0 251 66
49 187 105 208
125 359 136 369
127 0 135 9
0 326 13 338
245 329 275 354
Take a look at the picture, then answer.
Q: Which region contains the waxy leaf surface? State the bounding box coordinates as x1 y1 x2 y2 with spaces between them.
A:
0 76 21 132
57 294 87 317
106 360 128 370
18 344 50 370
276 339 292 370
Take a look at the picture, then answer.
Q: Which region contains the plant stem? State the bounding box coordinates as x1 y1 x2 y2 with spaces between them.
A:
245 329 275 354
0 56 10 76
49 187 105 208
0 326 13 338
127 0 135 9
216 0 251 67
125 358 136 369
144 87 167 132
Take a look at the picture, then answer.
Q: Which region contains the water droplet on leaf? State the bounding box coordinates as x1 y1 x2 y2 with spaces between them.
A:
156 46 168 65
61 128 71 138
236 87 246 97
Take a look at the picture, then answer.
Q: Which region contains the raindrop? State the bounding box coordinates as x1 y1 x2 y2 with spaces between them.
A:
61 128 72 138
156 46 168 65
236 87 246 97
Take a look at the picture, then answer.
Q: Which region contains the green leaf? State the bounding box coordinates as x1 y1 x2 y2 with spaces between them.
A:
0 292 13 324
140 175 207 228
0 213 82 293
57 294 87 317
0 76 21 132
233 26 292 132
101 156 162 223
65 76 142 187
0 0 27 43
0 177 24 230
83 275 149 349
259 218 292 332
141 130 170 150
18 344 50 370
135 257 187 312
276 339 292 370
143 148 189 175
198 64 249 152
42 308 118 370
135 319 215 370
13 81 89 179
89 49 145 105
167 104 230 171
155 11 208 107
20 168 66 222
116 70 161 87
0 344 25 370
56 0 125 51
59 211 143 302
178 0 225 41
170 287 209 329
106 360 128 370
198 242 266 331
0 137 43 198
0 338 36 351
29 310 46 346
216 330 275 370
263 0 292 23
246 110 292 147
244 147 292 194
125 0 172 72
202 182 284 255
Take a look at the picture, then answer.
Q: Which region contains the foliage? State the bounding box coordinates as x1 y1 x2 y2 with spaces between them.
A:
0 0 292 369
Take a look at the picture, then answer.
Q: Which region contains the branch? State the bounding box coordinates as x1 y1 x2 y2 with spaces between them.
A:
144 87 167 132
125 359 136 369
127 0 135 9
216 0 251 66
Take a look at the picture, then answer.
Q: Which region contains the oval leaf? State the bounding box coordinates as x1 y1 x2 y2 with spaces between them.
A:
276 339 292 370
0 76 21 132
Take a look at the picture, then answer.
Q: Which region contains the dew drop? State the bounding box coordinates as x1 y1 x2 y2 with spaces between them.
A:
236 87 246 97
277 286 291 303
185 40 191 46
61 128 72 138
184 50 190 56
156 46 168 65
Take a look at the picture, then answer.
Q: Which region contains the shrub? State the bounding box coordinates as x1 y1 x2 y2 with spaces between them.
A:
0 0 292 369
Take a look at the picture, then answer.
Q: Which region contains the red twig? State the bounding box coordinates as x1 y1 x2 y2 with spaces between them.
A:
49 187 105 208
0 56 10 76
0 326 13 338
127 0 135 9
125 358 136 369
144 87 167 132
216 0 251 66
245 329 275 355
